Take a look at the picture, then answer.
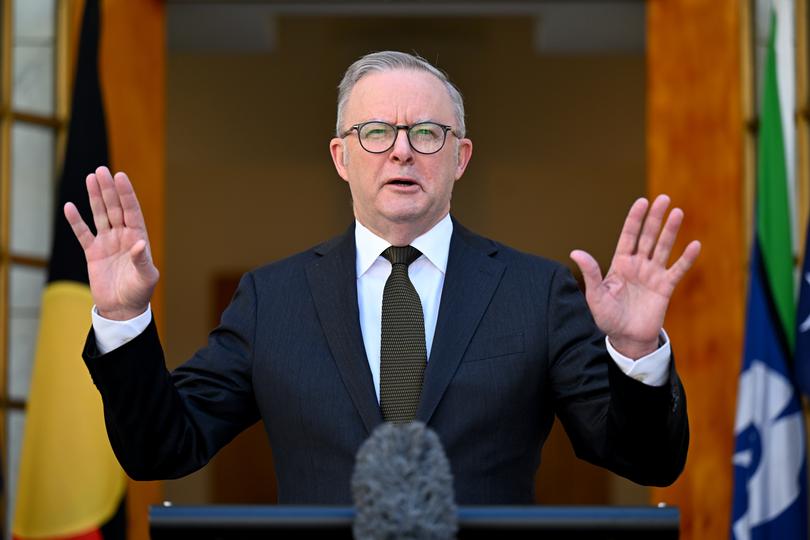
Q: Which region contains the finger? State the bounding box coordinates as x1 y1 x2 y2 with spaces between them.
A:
86 173 110 232
63 202 94 251
615 198 649 256
637 194 671 258
96 165 124 228
570 249 603 295
667 240 702 285
115 172 147 231
652 207 684 266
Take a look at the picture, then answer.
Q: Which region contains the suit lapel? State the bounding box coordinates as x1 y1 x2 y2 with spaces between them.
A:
417 222 505 424
305 225 382 435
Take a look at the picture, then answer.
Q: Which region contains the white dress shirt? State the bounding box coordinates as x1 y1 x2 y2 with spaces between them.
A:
355 215 451 401
92 213 672 397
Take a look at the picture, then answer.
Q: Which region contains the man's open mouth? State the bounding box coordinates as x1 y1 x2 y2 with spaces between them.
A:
387 179 418 187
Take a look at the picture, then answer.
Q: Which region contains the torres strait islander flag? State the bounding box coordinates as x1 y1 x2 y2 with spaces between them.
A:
732 2 808 539
12 0 127 538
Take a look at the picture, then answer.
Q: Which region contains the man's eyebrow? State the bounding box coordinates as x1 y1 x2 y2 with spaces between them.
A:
353 118 445 125
353 118 392 125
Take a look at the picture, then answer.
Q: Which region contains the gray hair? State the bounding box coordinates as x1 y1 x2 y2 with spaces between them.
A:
336 51 466 138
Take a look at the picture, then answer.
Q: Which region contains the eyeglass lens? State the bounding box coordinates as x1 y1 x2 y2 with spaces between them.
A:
357 122 447 154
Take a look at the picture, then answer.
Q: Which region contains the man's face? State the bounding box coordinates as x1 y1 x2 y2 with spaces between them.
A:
330 69 473 240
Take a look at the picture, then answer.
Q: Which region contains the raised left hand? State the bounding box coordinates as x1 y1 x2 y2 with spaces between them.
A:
569 195 701 359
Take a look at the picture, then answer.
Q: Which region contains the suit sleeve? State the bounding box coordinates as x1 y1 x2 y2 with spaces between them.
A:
82 273 261 480
545 265 689 486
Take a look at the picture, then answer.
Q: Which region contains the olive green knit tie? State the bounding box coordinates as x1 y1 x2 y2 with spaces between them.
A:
379 245 426 423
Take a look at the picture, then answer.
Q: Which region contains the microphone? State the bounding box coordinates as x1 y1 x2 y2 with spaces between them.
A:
351 421 458 540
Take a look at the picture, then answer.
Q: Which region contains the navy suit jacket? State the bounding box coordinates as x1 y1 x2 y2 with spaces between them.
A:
83 219 688 504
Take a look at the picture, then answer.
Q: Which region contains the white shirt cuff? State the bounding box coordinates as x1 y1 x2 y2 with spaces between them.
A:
606 329 671 387
91 304 153 355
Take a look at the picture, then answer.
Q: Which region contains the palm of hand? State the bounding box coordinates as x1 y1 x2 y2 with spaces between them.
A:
587 253 672 345
85 225 156 315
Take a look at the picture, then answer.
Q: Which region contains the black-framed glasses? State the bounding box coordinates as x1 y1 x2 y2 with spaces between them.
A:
341 121 457 155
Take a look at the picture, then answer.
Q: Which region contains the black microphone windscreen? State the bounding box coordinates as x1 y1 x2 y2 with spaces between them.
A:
351 421 457 540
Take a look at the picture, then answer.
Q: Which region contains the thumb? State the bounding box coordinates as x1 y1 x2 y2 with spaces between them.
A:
569 249 602 295
130 239 153 271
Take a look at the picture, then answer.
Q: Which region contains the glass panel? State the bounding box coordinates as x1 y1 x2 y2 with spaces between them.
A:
8 265 46 400
6 410 26 539
12 0 56 115
13 0 55 41
10 122 55 258
12 43 54 115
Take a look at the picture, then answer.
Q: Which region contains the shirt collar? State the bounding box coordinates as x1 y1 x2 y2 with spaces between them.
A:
355 213 453 277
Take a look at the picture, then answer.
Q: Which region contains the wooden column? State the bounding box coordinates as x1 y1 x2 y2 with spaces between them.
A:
647 1 745 539
70 1 166 538
101 2 165 537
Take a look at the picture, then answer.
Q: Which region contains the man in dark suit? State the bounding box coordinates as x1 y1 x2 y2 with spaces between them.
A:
66 51 700 504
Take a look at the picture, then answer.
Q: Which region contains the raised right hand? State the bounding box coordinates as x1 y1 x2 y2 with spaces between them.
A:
64 166 159 320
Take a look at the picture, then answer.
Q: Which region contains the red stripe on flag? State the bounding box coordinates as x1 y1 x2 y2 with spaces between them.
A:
13 527 103 540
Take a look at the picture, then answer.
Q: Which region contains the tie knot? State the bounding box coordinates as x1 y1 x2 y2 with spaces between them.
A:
382 245 422 266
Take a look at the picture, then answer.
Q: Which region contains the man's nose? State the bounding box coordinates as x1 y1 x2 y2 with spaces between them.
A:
389 128 414 163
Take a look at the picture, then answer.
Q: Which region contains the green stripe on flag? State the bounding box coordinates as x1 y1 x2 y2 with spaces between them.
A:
757 12 795 349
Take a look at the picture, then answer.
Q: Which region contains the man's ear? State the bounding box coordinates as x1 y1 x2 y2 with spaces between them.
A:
330 138 350 182
454 138 473 180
